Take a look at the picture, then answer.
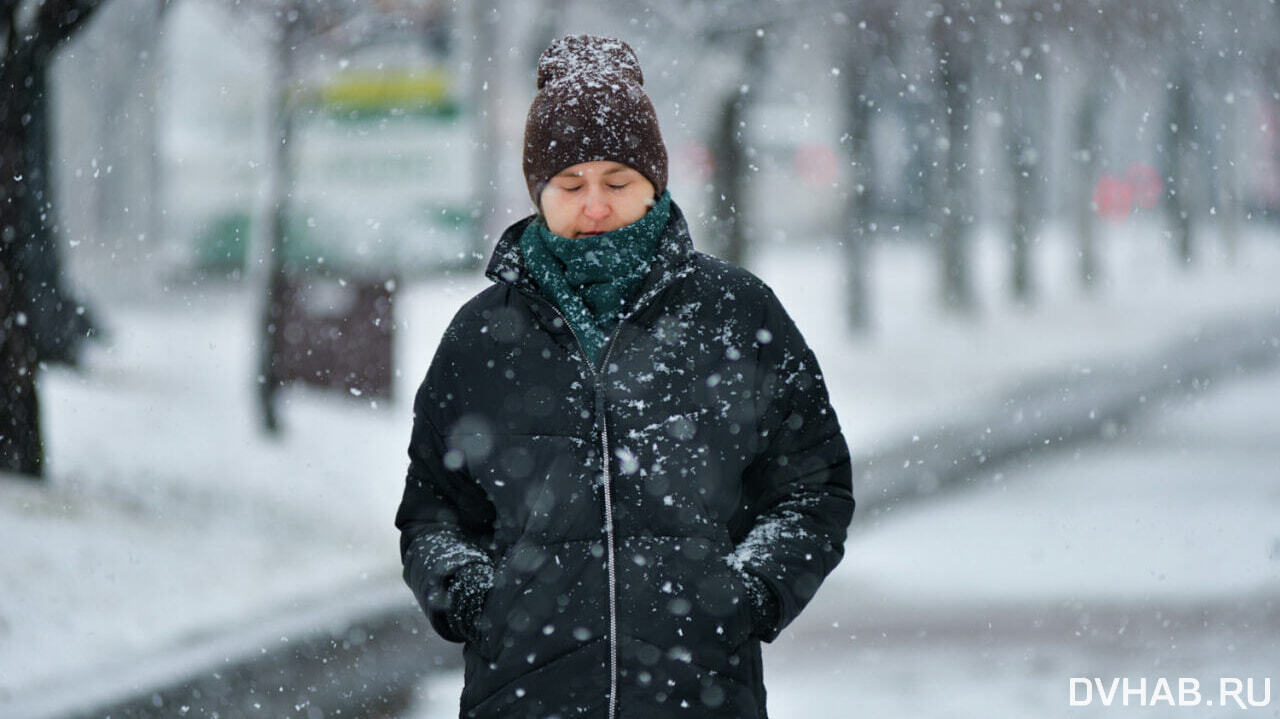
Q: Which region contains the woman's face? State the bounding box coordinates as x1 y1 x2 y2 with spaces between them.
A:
540 161 656 239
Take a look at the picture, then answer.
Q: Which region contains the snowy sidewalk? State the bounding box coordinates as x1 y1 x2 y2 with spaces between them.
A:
3 220 1280 717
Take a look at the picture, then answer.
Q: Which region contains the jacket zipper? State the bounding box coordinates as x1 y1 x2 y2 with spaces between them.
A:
518 264 690 719
596 335 622 719
530 296 625 719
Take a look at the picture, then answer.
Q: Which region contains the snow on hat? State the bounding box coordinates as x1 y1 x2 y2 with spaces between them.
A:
523 35 668 207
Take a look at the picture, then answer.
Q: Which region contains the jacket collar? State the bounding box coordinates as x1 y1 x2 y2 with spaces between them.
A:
485 199 697 317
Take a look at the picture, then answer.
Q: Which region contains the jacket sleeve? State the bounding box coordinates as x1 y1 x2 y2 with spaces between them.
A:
731 287 854 642
395 357 497 644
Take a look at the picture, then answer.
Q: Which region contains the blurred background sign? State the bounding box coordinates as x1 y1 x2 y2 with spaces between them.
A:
192 60 472 279
269 270 395 401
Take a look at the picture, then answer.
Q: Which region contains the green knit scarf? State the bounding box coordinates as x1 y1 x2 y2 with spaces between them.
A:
520 191 672 367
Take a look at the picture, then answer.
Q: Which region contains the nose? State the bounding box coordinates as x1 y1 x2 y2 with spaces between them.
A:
583 187 611 220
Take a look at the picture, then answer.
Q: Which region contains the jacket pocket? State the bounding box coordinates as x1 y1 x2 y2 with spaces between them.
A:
474 552 515 660
616 536 755 664
719 563 755 648
474 542 556 660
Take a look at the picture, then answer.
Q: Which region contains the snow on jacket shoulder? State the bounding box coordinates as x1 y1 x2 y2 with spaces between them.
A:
395 202 854 719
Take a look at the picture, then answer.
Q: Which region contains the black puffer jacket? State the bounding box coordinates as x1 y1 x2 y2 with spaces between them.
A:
396 202 853 718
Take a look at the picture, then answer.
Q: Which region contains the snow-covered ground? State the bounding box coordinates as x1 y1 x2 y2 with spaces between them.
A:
2 217 1279 714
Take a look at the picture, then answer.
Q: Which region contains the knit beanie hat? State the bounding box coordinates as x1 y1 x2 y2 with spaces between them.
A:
523 35 668 207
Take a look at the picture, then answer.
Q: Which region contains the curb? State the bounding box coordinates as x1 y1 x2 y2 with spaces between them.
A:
7 583 452 719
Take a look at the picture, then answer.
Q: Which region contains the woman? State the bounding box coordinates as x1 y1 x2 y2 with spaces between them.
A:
396 35 853 719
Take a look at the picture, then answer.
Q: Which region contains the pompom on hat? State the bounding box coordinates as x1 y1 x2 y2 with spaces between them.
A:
523 35 668 207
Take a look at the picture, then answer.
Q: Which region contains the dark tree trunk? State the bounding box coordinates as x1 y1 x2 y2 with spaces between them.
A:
145 0 169 262
899 96 933 224
842 67 874 333
1 0 107 478
18 60 96 362
0 36 44 477
1163 56 1195 268
469 0 500 264
931 1 976 313
1269 5 1280 223
1203 53 1239 263
104 0 170 268
839 5 893 334
1073 79 1101 292
710 32 765 268
257 17 300 435
0 260 41 477
1004 21 1044 305
526 0 566 70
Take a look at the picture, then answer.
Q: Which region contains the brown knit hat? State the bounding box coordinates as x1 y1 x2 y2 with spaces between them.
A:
523 35 668 207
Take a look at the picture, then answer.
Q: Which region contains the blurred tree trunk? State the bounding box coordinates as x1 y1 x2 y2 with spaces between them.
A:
1204 53 1240 263
257 15 301 435
1274 4 1280 222
526 0 566 70
93 0 158 261
469 0 500 263
237 0 427 434
710 31 765 268
1162 55 1195 269
1003 19 1045 305
930 0 976 313
145 0 173 265
2 12 99 364
8 64 81 358
899 95 933 224
0 259 40 477
1214 105 1240 264
841 55 874 333
1 0 107 478
73 0 170 292
1268 4 1280 227
839 3 893 334
1072 79 1101 292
